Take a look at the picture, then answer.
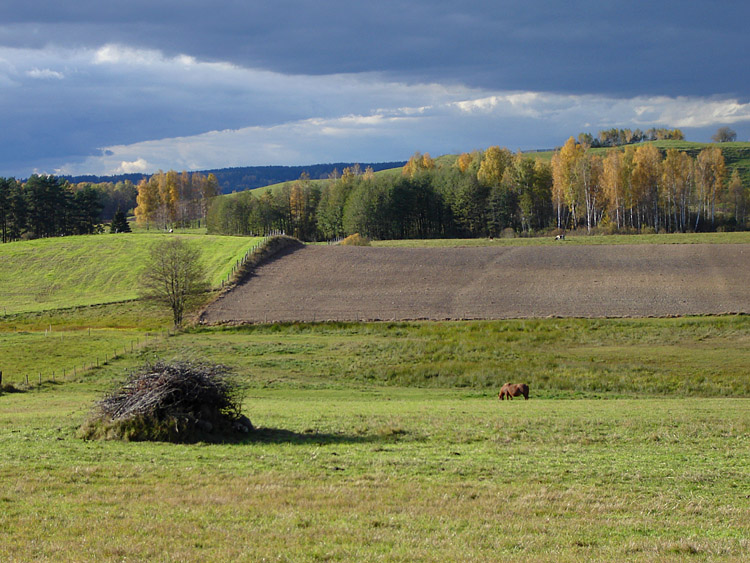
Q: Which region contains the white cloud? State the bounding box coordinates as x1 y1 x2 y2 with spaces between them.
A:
4 42 750 177
115 158 150 174
25 67 64 79
56 88 750 176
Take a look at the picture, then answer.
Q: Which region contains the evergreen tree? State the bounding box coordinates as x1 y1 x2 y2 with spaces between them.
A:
110 208 131 233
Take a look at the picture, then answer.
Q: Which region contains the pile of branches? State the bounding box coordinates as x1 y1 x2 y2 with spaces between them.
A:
80 361 252 442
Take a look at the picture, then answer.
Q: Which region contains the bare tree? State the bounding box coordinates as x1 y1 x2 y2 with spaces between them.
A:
140 238 209 327
712 126 737 143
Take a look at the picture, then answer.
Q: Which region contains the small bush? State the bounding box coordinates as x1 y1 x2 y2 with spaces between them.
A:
79 361 251 443
341 233 371 246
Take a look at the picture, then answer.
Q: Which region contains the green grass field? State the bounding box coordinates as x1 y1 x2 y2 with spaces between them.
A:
1 384 748 561
0 233 262 315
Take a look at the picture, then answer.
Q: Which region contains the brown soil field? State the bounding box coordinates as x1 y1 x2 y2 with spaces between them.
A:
200 243 750 323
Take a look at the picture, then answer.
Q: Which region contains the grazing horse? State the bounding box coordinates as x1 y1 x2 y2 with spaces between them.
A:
498 382 529 400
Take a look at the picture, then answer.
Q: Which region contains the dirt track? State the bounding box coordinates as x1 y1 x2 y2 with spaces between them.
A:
201 244 750 323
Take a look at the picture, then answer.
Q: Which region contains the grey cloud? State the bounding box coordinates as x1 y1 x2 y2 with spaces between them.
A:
2 1 749 176
1 1 748 97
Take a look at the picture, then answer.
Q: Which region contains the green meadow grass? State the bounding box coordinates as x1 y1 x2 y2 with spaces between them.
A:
0 386 747 561
0 233 263 315
157 317 750 397
3 316 749 396
1 312 748 560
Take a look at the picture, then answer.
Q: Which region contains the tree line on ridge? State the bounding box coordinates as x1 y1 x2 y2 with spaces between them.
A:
206 140 748 240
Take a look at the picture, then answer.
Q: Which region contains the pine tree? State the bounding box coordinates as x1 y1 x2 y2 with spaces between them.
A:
110 209 131 233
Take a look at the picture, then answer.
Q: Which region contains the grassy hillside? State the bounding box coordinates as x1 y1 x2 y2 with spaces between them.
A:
0 233 262 315
243 164 404 196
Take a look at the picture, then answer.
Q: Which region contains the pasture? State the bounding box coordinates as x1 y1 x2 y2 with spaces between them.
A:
1 384 748 561
2 317 750 560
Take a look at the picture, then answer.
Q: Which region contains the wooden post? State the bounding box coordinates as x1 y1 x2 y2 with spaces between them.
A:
0 370 2 387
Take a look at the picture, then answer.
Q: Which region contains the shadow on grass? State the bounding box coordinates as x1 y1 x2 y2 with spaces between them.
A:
241 426 407 446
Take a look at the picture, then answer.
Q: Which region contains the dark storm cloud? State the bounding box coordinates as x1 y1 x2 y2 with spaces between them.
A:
1 1 748 97
1 1 749 176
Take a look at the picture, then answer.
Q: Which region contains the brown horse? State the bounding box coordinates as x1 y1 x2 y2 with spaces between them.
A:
498 382 529 400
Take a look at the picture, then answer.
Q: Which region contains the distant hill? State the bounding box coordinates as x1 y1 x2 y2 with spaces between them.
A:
62 162 407 194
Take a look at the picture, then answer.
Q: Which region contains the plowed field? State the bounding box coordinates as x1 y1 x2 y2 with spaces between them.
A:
200 243 750 323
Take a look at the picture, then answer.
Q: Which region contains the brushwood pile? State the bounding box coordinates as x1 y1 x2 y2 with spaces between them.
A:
79 361 252 442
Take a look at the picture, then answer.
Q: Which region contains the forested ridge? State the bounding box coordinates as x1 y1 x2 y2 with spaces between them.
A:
2 135 749 244
206 139 750 241
62 162 406 195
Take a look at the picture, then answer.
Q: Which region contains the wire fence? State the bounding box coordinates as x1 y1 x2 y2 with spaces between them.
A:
0 327 178 391
219 232 285 288
0 233 287 391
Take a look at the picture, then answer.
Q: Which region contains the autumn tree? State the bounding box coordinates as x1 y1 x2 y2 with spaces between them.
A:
455 151 481 174
134 176 161 229
661 149 693 232
694 147 726 229
477 146 512 187
201 173 220 218
727 169 747 229
551 137 585 229
631 144 662 230
402 152 435 178
602 150 626 229
579 152 603 234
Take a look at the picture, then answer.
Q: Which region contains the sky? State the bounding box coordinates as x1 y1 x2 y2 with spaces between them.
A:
1 1 750 178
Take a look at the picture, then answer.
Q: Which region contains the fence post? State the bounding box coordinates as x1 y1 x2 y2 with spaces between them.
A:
0 370 2 387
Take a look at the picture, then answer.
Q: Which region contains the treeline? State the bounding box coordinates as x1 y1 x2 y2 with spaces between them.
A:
207 153 555 240
0 175 121 242
577 127 685 148
208 141 749 241
552 137 747 233
63 162 406 195
133 170 220 229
